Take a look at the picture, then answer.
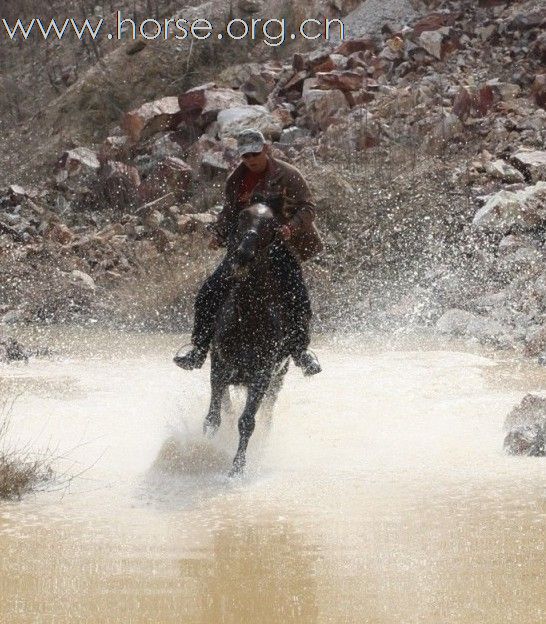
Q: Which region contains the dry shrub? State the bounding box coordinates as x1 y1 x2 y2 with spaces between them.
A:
0 396 53 500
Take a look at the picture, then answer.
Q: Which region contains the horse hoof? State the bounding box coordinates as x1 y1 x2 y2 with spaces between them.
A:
228 459 245 478
203 420 220 438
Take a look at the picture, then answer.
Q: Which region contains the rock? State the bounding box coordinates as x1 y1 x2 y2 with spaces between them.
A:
512 149 546 182
138 157 193 203
43 222 75 245
419 30 444 60
524 326 546 357
279 127 311 144
186 135 238 178
340 0 417 39
436 309 477 335
7 185 43 202
453 87 472 121
0 335 29 363
240 73 275 105
411 12 458 38
178 85 247 127
216 105 282 140
334 38 376 56
99 135 131 162
148 133 188 160
498 234 538 254
94 161 141 213
472 182 546 234
501 246 544 279
55 147 100 185
302 89 349 131
503 394 546 456
270 106 294 129
1 308 26 325
152 227 178 252
121 96 182 143
70 270 96 291
485 159 525 183
465 316 511 346
315 69 365 92
238 0 262 13
177 212 215 234
531 74 546 109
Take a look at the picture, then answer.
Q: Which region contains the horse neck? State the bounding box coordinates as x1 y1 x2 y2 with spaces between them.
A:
233 259 280 315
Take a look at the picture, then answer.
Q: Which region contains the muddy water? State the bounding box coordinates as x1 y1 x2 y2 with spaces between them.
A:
0 328 544 624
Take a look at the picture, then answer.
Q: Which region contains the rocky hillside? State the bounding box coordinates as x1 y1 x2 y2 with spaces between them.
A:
1 0 545 360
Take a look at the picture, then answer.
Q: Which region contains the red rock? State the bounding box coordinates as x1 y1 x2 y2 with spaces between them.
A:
344 89 375 107
95 161 141 212
99 136 131 163
306 51 335 74
473 85 495 117
532 74 546 109
278 70 309 95
412 12 457 38
178 85 247 126
121 97 181 143
334 38 376 57
311 57 336 74
315 70 365 92
453 87 472 121
43 222 74 245
292 53 306 72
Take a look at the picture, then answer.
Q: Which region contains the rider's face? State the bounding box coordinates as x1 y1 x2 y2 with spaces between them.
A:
241 148 268 173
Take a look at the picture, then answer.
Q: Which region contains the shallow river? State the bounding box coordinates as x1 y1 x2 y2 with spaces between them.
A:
0 328 544 623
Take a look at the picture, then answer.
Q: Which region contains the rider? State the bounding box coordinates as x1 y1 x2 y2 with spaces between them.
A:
174 128 322 375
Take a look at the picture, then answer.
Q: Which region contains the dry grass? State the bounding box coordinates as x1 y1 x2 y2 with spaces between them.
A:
0 395 53 500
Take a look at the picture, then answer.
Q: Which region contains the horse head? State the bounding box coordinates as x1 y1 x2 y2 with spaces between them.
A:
231 203 279 271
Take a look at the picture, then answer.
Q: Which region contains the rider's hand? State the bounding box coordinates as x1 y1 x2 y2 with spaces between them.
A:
279 224 292 240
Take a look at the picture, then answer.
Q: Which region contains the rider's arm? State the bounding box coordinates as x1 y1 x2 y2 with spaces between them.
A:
283 168 316 235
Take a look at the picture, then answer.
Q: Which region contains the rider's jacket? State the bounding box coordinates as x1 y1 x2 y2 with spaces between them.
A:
211 156 323 261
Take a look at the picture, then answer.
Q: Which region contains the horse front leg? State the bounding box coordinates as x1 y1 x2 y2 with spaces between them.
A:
229 380 268 477
203 365 227 438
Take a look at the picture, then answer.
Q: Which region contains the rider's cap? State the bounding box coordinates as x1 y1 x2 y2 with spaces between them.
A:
237 128 266 156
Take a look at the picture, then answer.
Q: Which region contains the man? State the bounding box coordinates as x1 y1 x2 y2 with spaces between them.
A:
175 128 322 375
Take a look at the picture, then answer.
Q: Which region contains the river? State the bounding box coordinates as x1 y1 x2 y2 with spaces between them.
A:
0 328 544 623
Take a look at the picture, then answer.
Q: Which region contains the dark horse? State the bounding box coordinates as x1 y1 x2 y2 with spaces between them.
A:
203 203 292 476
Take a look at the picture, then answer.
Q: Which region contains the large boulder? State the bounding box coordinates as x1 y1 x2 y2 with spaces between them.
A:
121 97 182 143
216 105 282 140
512 149 546 183
178 84 247 127
436 309 510 345
503 394 546 456
472 182 546 234
55 147 100 187
301 89 349 131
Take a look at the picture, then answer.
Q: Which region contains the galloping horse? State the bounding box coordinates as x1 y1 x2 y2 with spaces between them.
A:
203 203 292 476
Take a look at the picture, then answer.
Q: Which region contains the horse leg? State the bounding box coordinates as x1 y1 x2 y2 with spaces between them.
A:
261 362 288 433
229 380 268 477
203 366 227 438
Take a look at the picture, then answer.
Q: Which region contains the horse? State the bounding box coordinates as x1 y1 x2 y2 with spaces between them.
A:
203 203 292 476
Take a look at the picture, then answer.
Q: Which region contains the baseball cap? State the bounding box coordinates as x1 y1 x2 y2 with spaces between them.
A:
237 128 266 156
